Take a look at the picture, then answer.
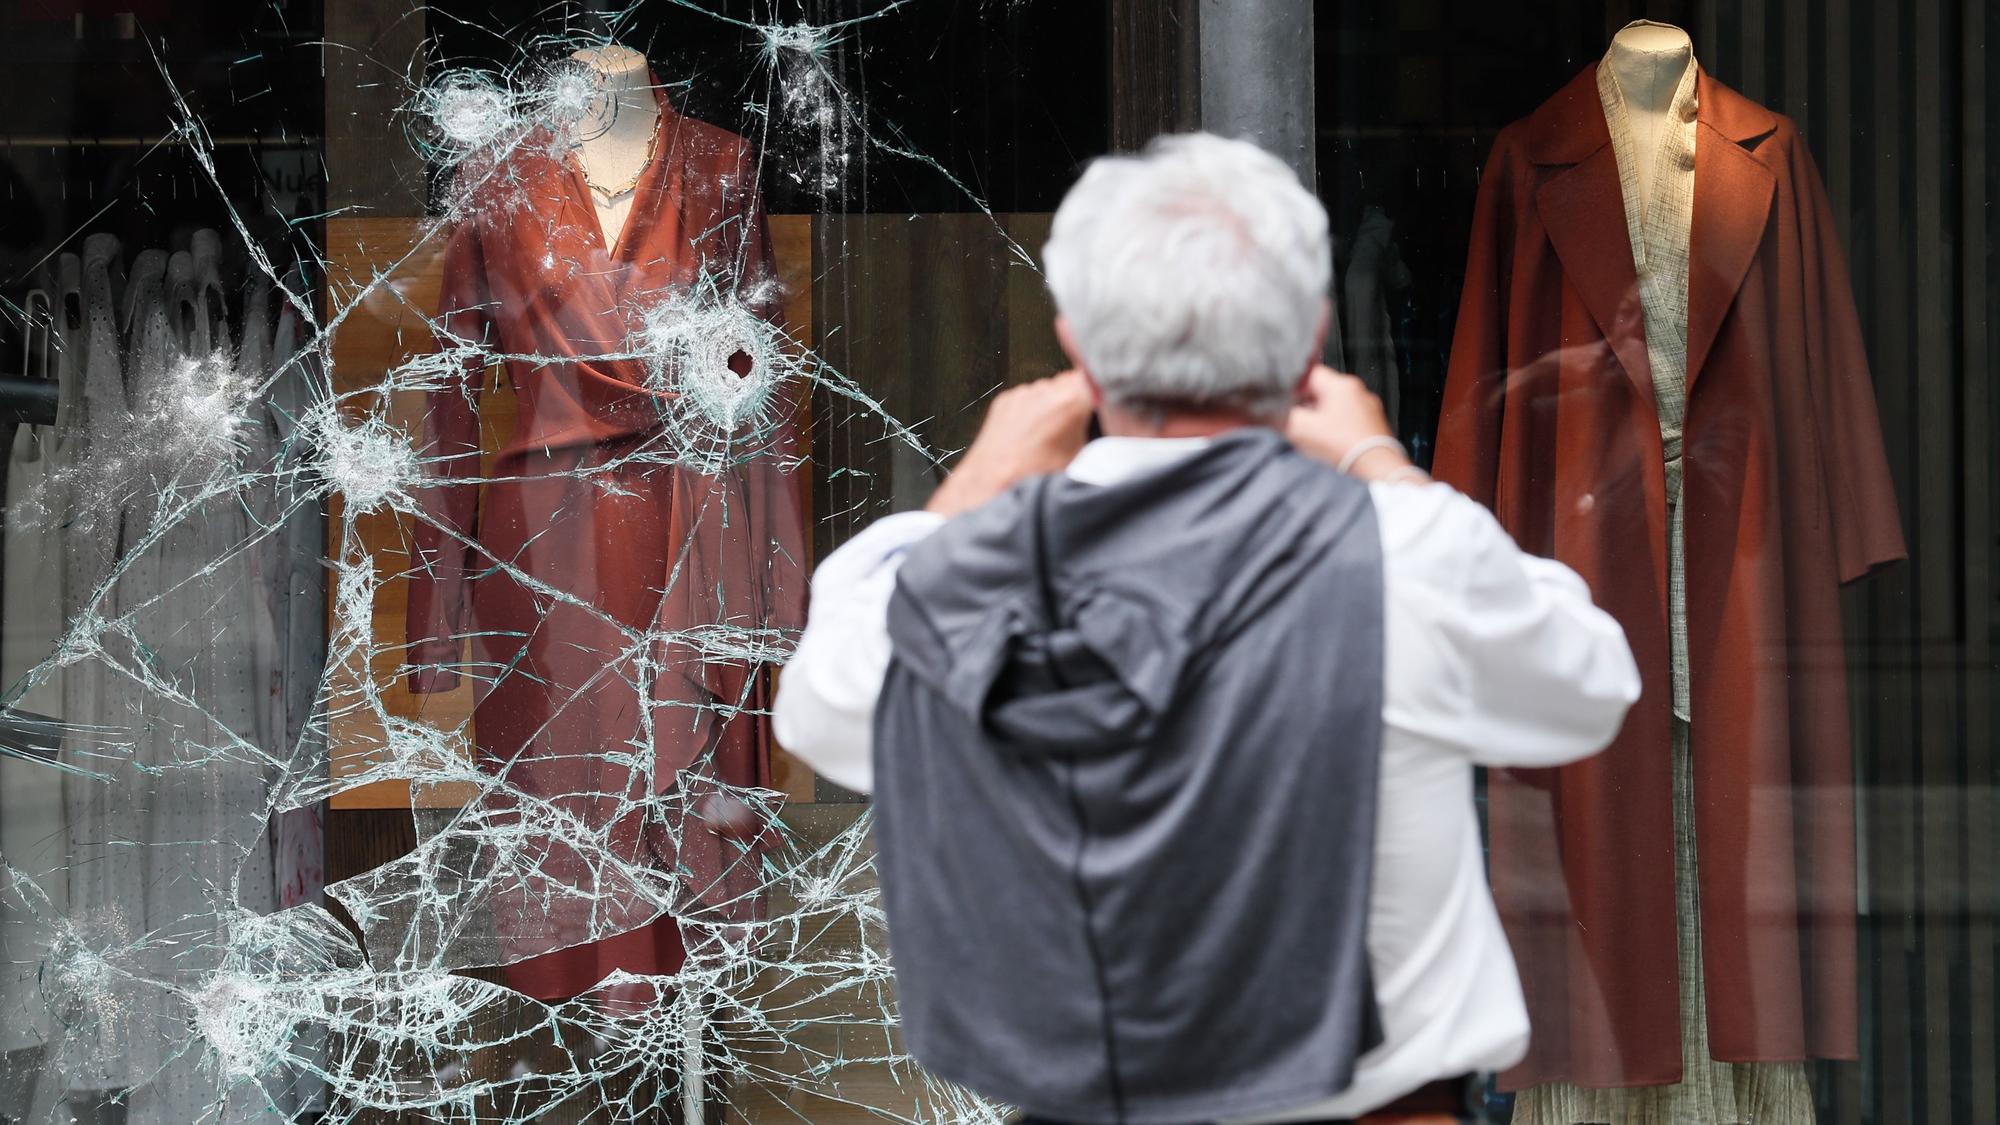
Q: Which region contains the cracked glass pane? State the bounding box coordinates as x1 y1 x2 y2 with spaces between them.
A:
0 2 1100 1121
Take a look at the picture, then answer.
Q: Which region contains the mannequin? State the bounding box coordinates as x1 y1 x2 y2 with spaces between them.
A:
570 43 661 251
1442 0 1908 1097
1603 21 1694 203
407 28 802 1014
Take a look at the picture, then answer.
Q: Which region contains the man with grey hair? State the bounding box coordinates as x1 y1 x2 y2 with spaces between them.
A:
774 134 1640 1124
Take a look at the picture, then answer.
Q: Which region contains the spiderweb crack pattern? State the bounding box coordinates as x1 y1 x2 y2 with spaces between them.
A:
0 4 1047 1122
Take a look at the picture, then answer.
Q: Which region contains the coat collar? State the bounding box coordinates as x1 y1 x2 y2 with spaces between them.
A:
1525 65 1780 165
1527 64 1780 402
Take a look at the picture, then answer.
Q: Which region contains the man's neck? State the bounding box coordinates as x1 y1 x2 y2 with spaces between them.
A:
1097 403 1275 439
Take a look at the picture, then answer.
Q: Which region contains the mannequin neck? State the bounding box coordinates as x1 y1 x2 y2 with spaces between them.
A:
571 43 658 144
1606 20 1694 118
568 42 660 247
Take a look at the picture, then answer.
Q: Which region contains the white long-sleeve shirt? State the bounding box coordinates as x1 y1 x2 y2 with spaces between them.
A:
774 435 1641 1121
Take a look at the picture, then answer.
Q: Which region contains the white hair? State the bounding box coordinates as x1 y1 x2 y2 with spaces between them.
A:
1042 133 1331 417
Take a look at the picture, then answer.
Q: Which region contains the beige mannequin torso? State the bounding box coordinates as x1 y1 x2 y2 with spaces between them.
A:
1605 21 1695 202
570 44 661 251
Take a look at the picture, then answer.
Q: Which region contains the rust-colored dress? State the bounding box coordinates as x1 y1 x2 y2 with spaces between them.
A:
405 96 805 1001
1434 68 1905 1090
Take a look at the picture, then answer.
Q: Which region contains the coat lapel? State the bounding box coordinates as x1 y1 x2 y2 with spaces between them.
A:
1685 73 1778 395
1535 136 1656 413
1528 67 1782 409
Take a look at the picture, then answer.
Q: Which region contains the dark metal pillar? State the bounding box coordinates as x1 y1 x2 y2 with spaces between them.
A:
1195 0 1316 189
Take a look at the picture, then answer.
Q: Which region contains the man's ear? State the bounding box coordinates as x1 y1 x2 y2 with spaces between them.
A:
1309 298 1331 370
1055 316 1088 373
1054 316 1105 405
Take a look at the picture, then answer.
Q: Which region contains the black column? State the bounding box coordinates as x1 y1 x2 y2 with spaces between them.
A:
1195 0 1315 189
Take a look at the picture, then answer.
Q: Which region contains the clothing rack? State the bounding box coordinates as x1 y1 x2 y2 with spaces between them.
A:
2 231 318 428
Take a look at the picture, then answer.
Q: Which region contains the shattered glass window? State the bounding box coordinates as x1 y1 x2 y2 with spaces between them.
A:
0 2 1102 1121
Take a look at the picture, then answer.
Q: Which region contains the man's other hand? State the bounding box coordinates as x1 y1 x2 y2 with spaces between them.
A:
1285 366 1417 482
926 371 1095 516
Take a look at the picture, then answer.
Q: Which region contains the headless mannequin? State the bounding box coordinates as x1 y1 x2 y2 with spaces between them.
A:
1515 20 1816 1125
1604 21 1694 201
570 43 661 252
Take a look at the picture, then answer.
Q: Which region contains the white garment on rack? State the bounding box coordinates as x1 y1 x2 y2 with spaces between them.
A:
52 234 140 1102
4 238 117 1125
45 238 267 1123
30 232 322 1125
115 237 282 1125
59 244 169 1098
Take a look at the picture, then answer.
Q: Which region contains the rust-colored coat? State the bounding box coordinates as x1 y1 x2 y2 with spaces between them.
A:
1434 67 1905 1089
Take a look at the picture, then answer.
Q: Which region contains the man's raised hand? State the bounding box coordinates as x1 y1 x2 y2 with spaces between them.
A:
925 371 1096 516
